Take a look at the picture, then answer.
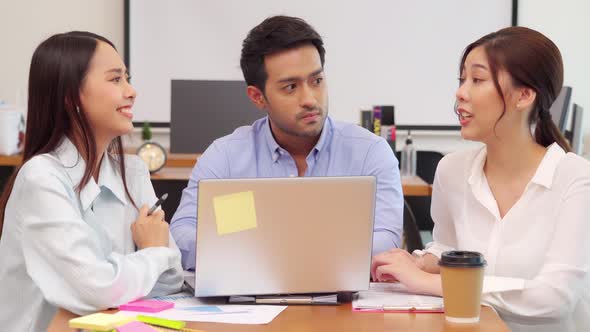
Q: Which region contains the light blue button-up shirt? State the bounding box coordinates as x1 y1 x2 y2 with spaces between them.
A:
0 138 183 332
171 116 404 270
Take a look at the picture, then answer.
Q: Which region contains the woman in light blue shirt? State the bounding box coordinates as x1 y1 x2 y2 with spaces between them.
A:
0 32 183 331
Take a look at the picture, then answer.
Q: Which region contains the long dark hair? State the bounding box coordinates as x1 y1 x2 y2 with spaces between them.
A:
459 26 571 152
0 31 136 238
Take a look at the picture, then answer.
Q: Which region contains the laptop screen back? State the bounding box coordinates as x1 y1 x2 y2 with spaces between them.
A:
194 176 376 297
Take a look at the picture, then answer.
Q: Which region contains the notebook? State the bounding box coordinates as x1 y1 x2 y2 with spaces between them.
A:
353 282 444 313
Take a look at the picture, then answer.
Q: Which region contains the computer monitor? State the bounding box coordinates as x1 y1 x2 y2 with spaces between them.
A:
549 86 573 133
170 80 264 153
569 104 584 155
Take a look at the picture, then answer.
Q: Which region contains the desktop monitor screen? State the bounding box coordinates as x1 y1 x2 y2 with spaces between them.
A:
570 104 584 155
170 80 264 153
549 86 572 133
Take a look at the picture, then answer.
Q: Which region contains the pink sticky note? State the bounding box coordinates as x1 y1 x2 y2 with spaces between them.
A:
117 321 159 332
119 299 174 313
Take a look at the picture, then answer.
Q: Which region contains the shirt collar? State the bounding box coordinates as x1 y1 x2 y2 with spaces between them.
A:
467 146 487 186
53 138 127 211
313 116 332 154
468 142 566 189
263 116 332 162
263 117 281 162
530 143 566 189
97 153 129 206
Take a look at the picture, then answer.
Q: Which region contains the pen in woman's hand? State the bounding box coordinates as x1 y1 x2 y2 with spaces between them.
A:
148 193 168 216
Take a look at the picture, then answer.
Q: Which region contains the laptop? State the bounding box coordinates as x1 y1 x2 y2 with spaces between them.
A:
193 176 376 298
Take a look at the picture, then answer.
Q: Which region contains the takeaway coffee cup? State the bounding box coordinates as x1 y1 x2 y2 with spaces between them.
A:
439 251 486 323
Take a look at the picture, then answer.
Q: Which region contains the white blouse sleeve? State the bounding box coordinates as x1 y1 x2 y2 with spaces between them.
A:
482 174 590 320
19 171 181 315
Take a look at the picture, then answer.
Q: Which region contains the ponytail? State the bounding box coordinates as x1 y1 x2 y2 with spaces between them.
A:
461 27 570 153
534 108 572 152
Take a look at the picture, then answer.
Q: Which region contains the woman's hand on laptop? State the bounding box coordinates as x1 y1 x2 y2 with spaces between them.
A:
371 249 442 296
131 204 170 249
371 249 415 281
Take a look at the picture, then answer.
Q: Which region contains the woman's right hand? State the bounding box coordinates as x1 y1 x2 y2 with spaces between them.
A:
371 248 418 281
131 204 169 249
370 248 442 296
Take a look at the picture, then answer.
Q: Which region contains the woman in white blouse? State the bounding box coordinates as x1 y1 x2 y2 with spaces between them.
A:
0 32 183 331
371 27 590 331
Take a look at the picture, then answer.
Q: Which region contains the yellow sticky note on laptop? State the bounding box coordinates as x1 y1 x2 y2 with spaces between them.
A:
68 312 134 331
213 191 257 235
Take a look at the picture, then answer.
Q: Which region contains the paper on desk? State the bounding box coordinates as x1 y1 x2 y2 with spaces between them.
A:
353 282 444 312
117 292 287 324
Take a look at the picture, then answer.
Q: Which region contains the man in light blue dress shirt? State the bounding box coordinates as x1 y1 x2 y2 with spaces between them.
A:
171 15 403 270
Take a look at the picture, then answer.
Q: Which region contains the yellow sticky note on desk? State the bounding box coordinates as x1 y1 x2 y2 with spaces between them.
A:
68 312 133 331
213 191 257 235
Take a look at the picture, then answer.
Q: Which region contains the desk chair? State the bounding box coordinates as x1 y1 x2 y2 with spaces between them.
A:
0 166 15 195
415 151 444 184
150 179 185 223
395 151 444 233
393 150 443 184
403 199 424 252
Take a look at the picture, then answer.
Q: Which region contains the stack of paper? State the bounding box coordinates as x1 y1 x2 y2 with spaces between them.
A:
353 282 444 313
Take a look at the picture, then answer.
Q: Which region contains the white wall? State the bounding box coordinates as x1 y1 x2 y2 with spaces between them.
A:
0 0 124 107
128 0 511 125
1 1 588 156
519 0 590 155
